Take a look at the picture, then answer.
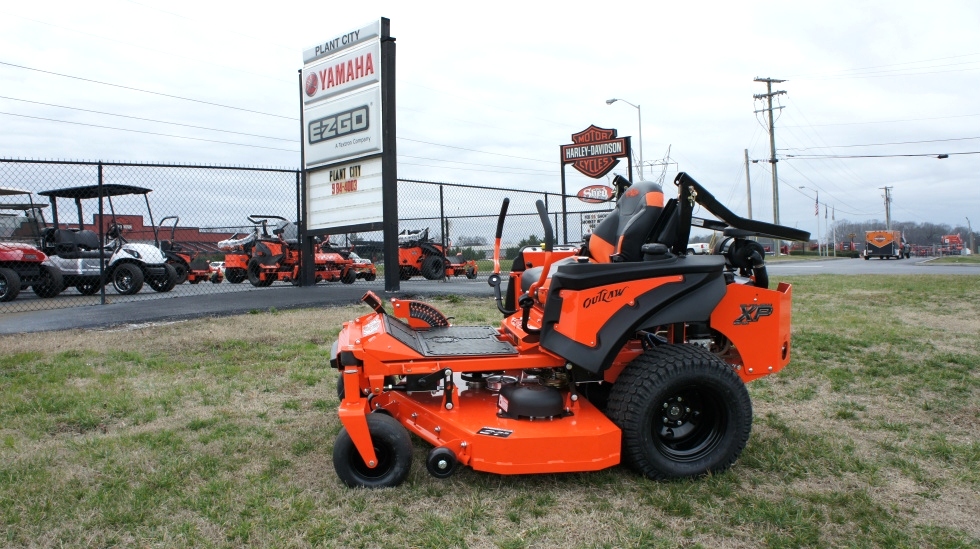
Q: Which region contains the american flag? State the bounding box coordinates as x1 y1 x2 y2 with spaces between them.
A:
814 198 818 216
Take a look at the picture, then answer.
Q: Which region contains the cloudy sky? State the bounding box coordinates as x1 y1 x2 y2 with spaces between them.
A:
2 0 979 239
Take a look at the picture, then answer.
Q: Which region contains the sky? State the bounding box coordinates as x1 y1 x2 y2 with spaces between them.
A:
2 0 979 241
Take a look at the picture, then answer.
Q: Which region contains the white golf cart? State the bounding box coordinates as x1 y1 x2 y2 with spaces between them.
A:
36 184 178 295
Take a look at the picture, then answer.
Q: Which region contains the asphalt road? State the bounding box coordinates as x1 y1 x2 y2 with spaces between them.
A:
1 257 975 334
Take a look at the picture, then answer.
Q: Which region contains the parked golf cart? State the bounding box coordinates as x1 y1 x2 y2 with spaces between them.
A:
329 172 810 488
0 188 64 301
158 216 222 284
219 215 354 286
397 228 478 280
36 184 178 295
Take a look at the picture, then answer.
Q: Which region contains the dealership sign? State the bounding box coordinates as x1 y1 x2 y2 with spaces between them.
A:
577 184 614 203
302 18 390 235
560 125 628 179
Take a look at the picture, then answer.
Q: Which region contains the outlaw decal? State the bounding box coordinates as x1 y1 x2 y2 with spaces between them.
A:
734 304 773 325
583 286 627 309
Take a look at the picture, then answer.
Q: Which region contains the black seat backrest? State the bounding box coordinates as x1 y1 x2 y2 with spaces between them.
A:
75 230 101 250
588 181 666 262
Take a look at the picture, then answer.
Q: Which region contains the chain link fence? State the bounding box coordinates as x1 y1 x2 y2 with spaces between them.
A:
1 159 615 313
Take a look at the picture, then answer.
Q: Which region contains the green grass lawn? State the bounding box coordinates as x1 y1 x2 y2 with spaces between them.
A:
928 254 980 265
1 275 978 548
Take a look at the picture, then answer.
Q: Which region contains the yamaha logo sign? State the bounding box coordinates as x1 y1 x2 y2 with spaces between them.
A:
560 125 629 179
305 73 319 97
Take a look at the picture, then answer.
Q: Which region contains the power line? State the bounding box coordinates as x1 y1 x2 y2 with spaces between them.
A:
0 95 296 142
0 60 296 120
786 152 974 159
781 136 980 151
0 111 299 152
398 137 555 165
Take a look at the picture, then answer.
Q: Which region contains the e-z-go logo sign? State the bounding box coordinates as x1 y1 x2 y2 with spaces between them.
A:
308 106 369 145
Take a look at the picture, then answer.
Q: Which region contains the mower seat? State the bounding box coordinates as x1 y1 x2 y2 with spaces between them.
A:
519 256 578 294
587 181 665 263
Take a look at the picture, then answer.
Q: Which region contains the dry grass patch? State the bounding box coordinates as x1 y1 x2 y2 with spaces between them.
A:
1 281 979 548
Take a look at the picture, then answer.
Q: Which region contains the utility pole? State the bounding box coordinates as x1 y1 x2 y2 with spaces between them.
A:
881 186 893 229
754 77 786 225
743 149 753 219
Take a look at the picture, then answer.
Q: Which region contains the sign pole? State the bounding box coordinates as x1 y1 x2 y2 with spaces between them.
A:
380 19 399 292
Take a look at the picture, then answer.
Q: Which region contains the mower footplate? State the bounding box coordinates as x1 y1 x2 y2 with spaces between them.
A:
386 321 517 357
378 387 621 475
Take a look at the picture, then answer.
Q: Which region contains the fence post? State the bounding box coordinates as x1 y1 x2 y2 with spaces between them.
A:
98 162 106 305
439 184 445 251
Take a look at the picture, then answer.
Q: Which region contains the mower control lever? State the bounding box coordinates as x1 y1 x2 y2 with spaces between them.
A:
489 198 516 316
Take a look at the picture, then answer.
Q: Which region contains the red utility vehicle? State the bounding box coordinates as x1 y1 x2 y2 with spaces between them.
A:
329 173 810 487
0 188 64 301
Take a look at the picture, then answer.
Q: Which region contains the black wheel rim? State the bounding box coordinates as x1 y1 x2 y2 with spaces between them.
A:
115 269 134 292
653 385 726 463
348 442 394 481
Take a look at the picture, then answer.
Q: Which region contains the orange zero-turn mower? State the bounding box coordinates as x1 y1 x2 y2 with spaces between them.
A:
330 172 810 488
158 216 222 284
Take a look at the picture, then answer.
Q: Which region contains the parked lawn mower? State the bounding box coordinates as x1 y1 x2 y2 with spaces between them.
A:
321 240 377 282
0 188 64 301
35 184 178 295
397 228 478 280
218 215 354 286
329 172 809 488
158 216 222 284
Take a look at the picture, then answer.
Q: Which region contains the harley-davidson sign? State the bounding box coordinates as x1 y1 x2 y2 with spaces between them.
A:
561 125 628 179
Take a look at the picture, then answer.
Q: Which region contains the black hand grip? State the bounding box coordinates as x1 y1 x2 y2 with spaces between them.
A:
496 198 509 239
535 200 553 252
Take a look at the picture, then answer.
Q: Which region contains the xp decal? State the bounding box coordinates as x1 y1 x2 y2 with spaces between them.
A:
734 303 773 325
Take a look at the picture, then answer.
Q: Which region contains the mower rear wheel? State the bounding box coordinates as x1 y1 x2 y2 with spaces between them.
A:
421 255 445 280
363 272 377 282
247 259 274 287
340 267 356 285
333 413 413 488
606 344 752 480
111 263 144 295
148 263 178 292
32 265 64 298
169 260 189 285
226 268 247 284
465 265 477 279
0 267 21 302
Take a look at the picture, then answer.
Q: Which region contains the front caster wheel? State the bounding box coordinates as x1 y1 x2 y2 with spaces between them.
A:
333 413 412 488
426 446 458 479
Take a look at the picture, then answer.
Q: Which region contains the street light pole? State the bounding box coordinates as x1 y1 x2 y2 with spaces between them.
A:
800 186 821 256
606 98 643 180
